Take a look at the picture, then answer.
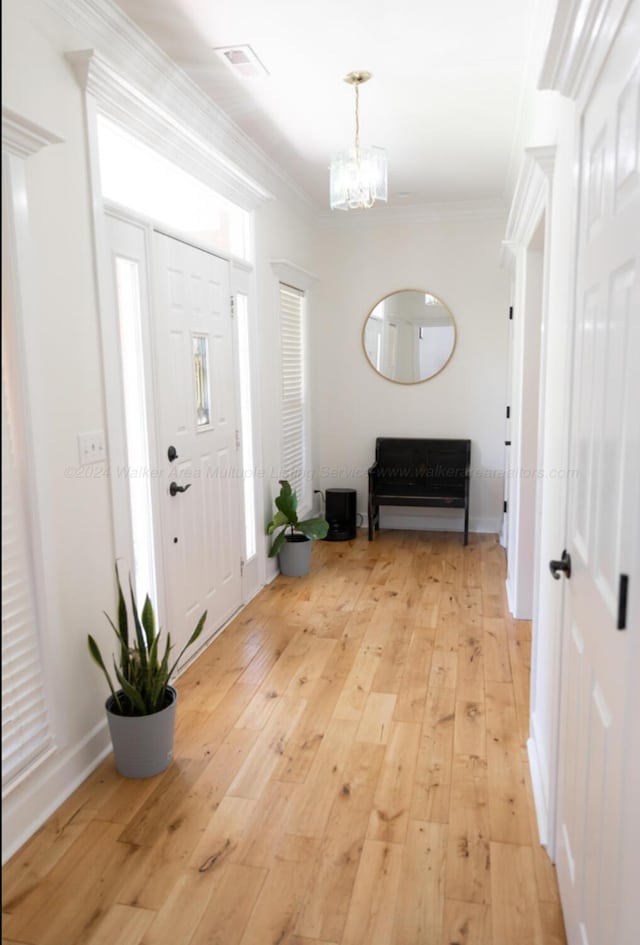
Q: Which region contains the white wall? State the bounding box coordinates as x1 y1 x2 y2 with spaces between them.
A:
312 214 510 534
253 200 320 583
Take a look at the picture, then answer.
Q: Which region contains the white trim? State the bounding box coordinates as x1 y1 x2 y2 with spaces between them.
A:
81 94 133 584
505 146 557 247
2 720 112 865
231 266 265 601
271 259 319 291
528 731 549 846
539 0 632 103
66 49 272 212
2 106 64 158
370 511 501 535
503 147 556 621
42 0 315 213
505 574 516 615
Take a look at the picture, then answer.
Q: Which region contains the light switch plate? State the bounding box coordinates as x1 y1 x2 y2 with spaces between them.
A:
78 430 106 466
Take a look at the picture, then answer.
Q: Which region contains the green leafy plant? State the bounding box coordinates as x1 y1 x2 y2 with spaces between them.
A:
266 479 329 557
87 565 206 717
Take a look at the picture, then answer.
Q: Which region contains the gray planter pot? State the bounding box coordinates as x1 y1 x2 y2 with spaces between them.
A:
106 685 177 778
279 534 312 576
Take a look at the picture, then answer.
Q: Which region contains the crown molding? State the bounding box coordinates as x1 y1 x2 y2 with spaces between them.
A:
2 106 64 158
66 48 273 211
271 260 319 292
539 0 630 102
503 145 557 256
315 198 508 229
45 0 315 214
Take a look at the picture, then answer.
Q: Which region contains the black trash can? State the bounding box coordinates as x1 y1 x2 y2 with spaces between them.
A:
324 488 357 541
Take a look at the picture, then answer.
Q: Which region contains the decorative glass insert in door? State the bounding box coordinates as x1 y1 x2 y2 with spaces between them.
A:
193 334 211 427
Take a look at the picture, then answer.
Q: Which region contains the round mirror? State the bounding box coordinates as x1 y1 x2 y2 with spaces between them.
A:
362 289 456 384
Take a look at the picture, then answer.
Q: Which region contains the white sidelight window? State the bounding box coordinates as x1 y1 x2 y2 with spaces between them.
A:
279 283 311 514
236 293 257 562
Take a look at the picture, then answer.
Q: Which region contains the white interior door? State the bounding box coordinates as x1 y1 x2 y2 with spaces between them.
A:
555 7 639 944
153 231 242 659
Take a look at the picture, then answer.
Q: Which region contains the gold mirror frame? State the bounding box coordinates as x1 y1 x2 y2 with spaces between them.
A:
362 289 457 385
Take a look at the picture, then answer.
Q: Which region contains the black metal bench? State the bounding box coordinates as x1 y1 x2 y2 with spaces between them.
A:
368 437 471 544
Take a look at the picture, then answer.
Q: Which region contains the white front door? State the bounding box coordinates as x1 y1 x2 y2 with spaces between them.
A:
153 231 242 659
555 6 640 944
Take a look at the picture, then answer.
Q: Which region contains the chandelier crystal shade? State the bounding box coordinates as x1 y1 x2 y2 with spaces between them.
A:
329 72 388 211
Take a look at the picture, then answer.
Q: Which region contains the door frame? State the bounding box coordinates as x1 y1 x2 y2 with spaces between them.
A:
94 197 264 645
503 147 568 853
73 46 271 627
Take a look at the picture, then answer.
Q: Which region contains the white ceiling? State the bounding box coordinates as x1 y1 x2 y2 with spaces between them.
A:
112 0 555 211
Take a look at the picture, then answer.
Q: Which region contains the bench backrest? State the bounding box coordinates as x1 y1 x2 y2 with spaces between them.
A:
374 437 470 497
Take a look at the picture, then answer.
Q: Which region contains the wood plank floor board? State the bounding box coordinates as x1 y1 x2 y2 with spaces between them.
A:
392 820 448 945
227 697 307 800
367 721 421 844
231 779 297 870
445 754 492 906
237 849 318 945
485 680 531 846
490 841 544 945
411 686 456 823
393 626 434 723
1 532 566 945
84 903 156 945
187 862 269 945
340 839 404 945
287 719 360 839
296 741 385 942
2 822 136 945
440 898 493 945
128 871 217 945
355 692 397 744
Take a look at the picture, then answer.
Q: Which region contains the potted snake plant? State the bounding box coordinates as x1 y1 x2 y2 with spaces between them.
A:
266 479 329 576
88 565 206 778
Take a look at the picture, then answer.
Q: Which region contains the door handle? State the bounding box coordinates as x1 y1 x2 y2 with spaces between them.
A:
169 481 191 497
549 549 571 580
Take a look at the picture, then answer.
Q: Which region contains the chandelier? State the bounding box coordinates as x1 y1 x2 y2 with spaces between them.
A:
329 71 388 211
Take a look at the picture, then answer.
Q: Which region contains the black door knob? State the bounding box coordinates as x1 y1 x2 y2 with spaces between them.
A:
549 549 571 580
169 481 191 497
167 445 179 462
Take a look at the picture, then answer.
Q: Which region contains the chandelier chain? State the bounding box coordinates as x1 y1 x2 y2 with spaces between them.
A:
354 82 360 157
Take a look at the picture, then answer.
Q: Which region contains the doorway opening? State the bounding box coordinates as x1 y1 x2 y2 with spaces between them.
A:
506 212 546 619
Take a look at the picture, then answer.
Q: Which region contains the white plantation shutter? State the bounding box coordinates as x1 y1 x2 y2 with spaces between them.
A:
1 363 52 790
279 284 311 512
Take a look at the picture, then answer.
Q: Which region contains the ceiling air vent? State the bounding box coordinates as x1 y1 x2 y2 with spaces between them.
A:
213 45 269 78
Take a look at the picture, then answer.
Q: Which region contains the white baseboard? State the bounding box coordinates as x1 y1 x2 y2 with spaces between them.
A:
528 733 549 849
370 508 501 534
506 575 515 615
2 720 112 864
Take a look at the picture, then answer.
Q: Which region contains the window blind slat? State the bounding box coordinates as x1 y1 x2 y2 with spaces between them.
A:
279 283 310 511
2 362 52 791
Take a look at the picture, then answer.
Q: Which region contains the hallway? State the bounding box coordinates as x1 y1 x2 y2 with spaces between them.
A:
2 532 566 945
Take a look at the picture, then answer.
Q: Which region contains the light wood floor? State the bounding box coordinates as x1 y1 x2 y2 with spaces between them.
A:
2 531 566 945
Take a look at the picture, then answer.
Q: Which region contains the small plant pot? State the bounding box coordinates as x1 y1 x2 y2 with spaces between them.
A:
106 686 177 778
279 534 312 576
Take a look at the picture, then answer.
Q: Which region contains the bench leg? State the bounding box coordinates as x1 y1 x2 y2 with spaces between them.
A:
368 500 379 541
464 504 469 546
